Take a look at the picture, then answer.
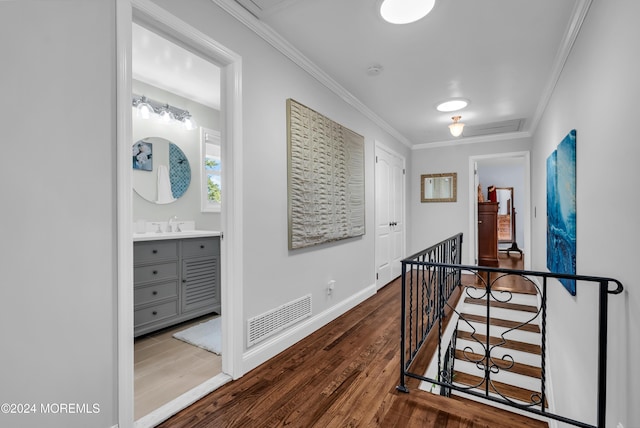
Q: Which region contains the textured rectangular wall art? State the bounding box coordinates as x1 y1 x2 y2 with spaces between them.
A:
287 99 365 250
546 129 577 295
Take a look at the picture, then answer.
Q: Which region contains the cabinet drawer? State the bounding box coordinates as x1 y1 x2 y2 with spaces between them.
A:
134 300 178 327
134 241 178 263
182 238 219 258
134 262 178 284
134 281 178 306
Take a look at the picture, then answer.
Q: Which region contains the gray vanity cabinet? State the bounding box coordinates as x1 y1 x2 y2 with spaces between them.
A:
133 236 220 337
181 238 221 314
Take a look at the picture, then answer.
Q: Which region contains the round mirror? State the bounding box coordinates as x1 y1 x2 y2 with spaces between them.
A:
132 137 191 204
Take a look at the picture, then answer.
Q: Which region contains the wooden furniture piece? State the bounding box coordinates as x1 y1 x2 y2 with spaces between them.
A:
133 236 221 337
477 202 499 267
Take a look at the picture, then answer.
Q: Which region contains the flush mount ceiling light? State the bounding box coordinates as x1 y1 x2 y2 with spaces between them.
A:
380 0 436 24
436 98 469 112
449 116 465 137
132 94 197 131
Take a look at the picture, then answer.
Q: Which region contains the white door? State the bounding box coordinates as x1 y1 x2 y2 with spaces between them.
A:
375 144 405 289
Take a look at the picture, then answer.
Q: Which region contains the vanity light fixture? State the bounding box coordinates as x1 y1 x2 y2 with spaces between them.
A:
135 96 154 119
158 104 175 124
380 0 436 24
180 113 198 131
131 94 198 131
449 116 465 137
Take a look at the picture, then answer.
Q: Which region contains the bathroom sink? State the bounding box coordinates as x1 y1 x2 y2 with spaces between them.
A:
133 230 221 241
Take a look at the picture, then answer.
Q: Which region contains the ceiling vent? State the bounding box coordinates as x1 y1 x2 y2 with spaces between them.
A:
462 119 524 137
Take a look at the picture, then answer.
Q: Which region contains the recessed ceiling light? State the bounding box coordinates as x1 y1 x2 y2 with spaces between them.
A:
436 99 469 112
380 0 436 25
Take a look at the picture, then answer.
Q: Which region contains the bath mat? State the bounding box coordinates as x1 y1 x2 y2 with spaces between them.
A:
172 317 222 355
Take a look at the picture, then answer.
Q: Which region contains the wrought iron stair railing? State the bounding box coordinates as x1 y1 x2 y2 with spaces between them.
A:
397 233 624 428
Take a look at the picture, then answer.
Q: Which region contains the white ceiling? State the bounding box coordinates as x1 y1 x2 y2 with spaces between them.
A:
132 0 587 147
232 0 585 147
132 23 221 110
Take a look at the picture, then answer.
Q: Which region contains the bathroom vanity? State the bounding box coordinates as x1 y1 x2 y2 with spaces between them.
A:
133 231 221 337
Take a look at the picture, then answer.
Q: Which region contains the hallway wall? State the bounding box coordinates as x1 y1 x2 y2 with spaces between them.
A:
530 0 640 425
0 2 118 427
150 0 411 371
409 138 531 264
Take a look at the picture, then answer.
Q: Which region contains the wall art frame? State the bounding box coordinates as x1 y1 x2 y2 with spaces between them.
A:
546 129 577 295
287 98 365 250
420 172 457 202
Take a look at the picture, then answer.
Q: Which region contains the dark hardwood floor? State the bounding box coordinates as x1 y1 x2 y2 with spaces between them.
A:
158 268 547 428
461 252 538 295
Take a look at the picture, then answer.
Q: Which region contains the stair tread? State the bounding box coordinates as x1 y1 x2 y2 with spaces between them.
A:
461 273 539 296
460 313 541 333
453 370 547 408
455 349 541 379
457 330 542 355
464 297 538 313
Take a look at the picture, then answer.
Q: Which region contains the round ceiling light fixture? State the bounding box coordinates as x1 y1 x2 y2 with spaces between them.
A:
436 98 469 112
380 0 436 24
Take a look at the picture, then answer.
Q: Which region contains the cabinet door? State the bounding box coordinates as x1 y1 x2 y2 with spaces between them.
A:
478 203 499 267
182 257 220 313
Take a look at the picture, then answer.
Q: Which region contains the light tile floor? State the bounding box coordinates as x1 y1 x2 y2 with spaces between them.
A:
134 314 222 420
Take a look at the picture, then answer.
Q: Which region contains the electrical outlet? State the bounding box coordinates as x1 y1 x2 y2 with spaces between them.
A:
327 280 335 296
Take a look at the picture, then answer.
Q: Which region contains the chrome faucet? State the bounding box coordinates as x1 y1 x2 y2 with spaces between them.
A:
167 215 178 232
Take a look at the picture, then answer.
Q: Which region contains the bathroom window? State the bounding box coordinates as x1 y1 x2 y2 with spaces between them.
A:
201 127 221 212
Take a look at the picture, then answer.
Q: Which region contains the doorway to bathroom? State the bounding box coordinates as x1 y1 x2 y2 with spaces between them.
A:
117 3 244 426
131 20 225 420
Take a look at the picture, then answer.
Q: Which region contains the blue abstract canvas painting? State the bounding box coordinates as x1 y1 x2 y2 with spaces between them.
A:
546 129 577 295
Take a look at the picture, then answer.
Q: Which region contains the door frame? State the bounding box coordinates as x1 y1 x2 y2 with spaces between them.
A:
116 1 244 426
468 151 531 269
374 140 406 288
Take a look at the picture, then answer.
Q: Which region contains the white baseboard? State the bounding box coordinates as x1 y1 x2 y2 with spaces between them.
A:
242 283 377 374
134 373 232 428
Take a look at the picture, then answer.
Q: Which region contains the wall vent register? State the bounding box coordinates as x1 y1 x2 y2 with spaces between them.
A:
247 294 312 347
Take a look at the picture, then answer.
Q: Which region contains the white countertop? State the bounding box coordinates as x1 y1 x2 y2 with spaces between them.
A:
133 230 221 242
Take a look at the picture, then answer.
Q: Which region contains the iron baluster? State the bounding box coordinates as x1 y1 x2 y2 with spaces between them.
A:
397 233 623 428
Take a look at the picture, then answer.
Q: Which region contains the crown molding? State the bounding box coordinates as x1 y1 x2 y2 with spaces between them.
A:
212 0 591 150
528 0 593 135
211 0 414 147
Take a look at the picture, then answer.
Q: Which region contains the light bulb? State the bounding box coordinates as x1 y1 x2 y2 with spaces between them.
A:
158 106 174 124
136 98 154 120
449 116 465 137
182 114 197 131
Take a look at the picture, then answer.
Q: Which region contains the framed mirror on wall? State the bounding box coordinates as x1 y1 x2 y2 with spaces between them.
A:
495 186 523 256
421 172 457 202
132 136 191 204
